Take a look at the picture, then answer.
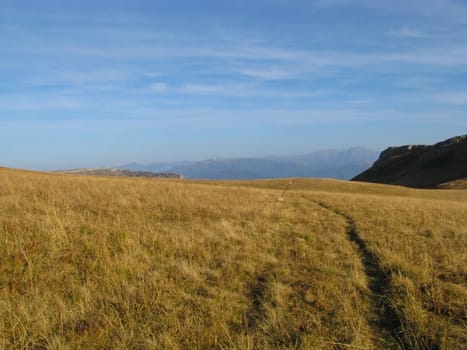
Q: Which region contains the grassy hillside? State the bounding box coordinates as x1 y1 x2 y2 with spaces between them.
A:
1 168 466 349
438 178 467 190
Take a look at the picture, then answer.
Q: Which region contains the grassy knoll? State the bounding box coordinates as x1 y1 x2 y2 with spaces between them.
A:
0 168 466 349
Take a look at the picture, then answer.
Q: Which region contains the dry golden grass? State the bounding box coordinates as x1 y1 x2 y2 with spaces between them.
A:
438 178 467 190
314 192 467 350
0 168 466 349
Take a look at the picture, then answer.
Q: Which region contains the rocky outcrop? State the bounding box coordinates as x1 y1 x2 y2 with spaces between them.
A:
352 135 467 188
56 168 183 179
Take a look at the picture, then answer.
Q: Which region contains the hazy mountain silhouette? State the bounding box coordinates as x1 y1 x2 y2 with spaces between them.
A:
121 148 378 180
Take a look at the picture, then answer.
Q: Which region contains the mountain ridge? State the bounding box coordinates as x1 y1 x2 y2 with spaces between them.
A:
352 135 467 188
120 147 379 180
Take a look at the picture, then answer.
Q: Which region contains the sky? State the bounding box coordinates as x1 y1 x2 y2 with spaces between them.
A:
1 0 466 170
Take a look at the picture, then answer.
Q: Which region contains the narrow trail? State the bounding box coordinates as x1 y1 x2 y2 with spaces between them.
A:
316 201 404 350
245 270 270 331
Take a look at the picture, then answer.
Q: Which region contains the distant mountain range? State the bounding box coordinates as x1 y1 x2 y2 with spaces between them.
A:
353 135 467 188
120 148 379 180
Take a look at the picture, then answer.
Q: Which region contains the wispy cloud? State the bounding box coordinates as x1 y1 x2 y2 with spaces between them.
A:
178 83 276 97
1 0 466 169
237 68 297 80
149 83 168 93
8 41 467 70
3 13 467 81
3 107 463 132
434 91 467 105
402 0 467 23
25 69 134 88
346 99 371 105
142 71 162 78
387 27 429 38
177 83 330 99
380 47 467 66
0 94 83 111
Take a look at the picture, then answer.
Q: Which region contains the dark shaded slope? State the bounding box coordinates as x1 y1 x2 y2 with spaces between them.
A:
353 135 467 188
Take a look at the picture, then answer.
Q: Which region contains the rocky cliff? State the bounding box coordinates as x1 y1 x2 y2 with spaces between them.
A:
352 135 467 188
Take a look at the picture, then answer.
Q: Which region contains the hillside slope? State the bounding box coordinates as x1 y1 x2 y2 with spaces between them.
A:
353 135 467 188
1 168 466 349
438 177 467 189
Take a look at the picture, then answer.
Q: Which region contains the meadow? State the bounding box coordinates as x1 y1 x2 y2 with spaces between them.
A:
0 168 466 349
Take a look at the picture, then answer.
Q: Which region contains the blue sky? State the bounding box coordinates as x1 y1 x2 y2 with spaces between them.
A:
1 0 466 170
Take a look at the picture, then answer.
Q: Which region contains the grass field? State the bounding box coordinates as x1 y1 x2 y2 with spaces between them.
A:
0 168 466 349
438 178 467 190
